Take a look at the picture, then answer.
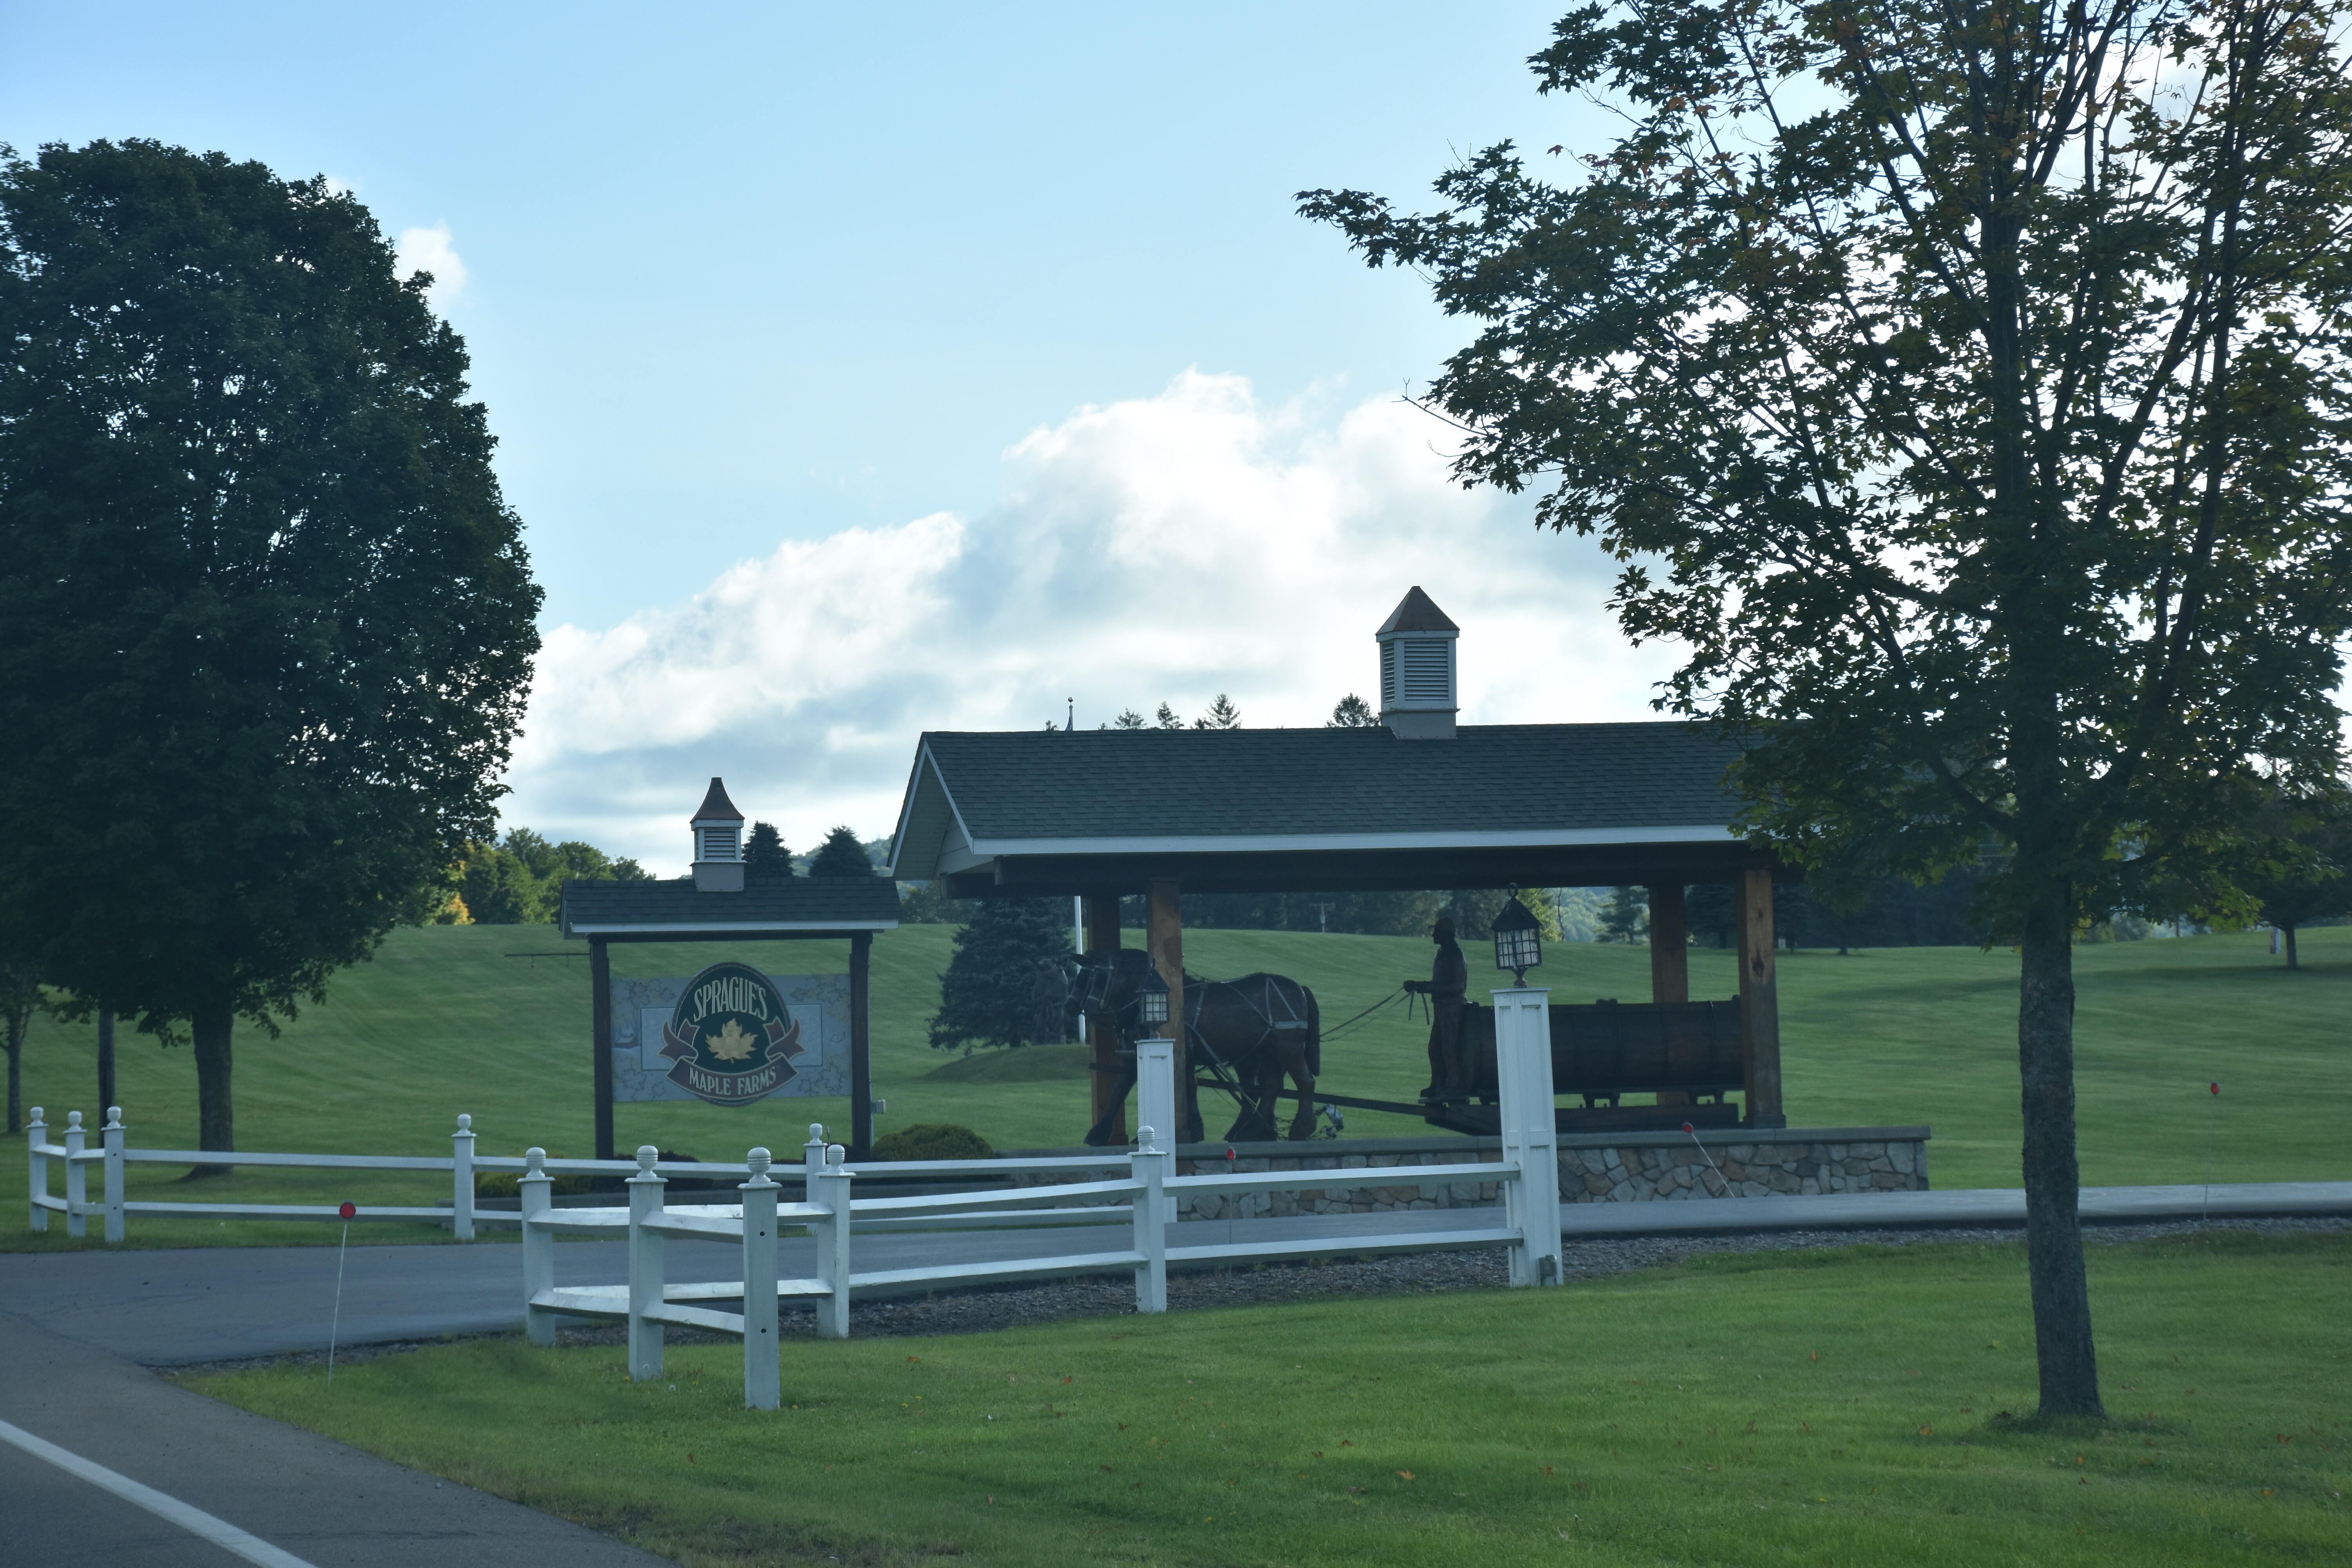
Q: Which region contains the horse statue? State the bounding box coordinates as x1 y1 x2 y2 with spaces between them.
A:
1067 949 1321 1145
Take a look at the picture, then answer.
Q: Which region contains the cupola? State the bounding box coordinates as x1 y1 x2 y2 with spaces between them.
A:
1376 587 1459 739
690 777 746 892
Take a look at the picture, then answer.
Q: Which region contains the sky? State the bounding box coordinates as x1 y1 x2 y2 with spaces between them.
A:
1 2 1681 872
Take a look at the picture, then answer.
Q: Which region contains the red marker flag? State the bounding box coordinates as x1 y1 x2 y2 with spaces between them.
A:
339 1200 356 1219
2209 1083 2220 1097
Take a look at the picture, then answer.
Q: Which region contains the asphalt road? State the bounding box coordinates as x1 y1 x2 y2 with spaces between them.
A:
0 1312 673 1567
5 1181 2344 1367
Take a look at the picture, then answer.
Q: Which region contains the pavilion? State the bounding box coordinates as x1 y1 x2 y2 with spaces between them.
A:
886 588 1794 1141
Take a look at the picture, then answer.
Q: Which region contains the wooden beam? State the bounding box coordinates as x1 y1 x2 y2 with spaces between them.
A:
590 936 615 1161
1737 869 1786 1128
1082 895 1124 1141
850 932 874 1159
956 842 1790 900
1146 877 1192 1142
1647 883 1691 1107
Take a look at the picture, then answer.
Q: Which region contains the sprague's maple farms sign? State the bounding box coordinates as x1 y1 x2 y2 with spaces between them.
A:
657 961 806 1106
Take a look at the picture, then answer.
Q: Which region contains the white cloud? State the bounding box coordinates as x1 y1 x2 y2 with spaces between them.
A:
504 370 1681 871
394 222 467 308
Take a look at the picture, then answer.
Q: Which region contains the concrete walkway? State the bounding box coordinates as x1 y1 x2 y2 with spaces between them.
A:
0 1312 672 1567
5 1180 2344 1367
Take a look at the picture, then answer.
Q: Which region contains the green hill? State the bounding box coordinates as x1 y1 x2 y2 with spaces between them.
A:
7 922 2346 1247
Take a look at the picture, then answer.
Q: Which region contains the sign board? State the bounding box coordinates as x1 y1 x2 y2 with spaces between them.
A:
609 967 851 1104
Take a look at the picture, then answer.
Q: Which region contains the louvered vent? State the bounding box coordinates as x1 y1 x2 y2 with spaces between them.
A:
1399 641 1451 704
699 825 740 862
1380 641 1399 705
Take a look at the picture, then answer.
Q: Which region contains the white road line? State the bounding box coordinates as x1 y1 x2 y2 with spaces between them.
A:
0 1416 320 1568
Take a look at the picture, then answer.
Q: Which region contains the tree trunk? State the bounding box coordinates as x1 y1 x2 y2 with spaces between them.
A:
188 1000 234 1178
4 1004 24 1136
2018 881 2105 1419
97 1008 116 1117
2283 924 2299 970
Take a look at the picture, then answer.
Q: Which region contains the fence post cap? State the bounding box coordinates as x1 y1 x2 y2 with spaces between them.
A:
28 1107 41 1124
806 1123 826 1145
636 1144 661 1171
747 1147 771 1175
105 1107 122 1129
826 1144 845 1166
67 1111 81 1129
456 1113 473 1132
524 1147 546 1173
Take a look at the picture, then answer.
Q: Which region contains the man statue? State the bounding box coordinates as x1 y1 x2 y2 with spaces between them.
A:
1420 914 1470 1105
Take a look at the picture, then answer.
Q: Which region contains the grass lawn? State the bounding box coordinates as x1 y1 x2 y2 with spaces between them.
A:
7 922 2349 1250
181 1229 2352 1567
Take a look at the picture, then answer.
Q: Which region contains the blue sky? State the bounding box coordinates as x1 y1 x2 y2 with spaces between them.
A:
4 3 1672 868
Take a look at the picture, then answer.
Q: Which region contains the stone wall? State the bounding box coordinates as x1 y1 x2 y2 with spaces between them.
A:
1004 1127 1930 1220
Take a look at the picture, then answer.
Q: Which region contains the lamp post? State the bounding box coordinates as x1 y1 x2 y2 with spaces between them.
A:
1492 885 1543 986
1136 962 1172 1034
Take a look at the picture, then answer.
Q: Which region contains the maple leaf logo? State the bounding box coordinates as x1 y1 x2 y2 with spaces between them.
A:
704 1018 759 1062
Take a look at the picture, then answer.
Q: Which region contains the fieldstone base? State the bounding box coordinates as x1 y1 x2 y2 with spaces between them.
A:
1002 1127 1930 1219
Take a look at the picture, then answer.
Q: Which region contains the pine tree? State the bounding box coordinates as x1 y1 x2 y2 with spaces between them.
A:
928 898 1071 1051
808 825 877 878
1598 888 1648 944
1327 694 1376 727
1193 694 1241 730
744 821 793 883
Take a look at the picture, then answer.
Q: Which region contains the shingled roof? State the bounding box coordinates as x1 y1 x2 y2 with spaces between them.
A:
888 722 1770 897
561 875 899 938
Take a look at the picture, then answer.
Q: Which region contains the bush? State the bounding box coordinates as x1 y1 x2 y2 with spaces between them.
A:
477 1149 597 1199
870 1123 994 1162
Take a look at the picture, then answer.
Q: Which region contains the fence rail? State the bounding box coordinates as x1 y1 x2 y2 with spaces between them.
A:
27 988 1572 1410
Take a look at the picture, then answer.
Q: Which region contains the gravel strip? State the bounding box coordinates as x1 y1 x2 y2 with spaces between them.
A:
167 1214 2347 1376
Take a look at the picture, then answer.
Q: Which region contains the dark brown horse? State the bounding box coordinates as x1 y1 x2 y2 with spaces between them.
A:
1068 949 1321 1145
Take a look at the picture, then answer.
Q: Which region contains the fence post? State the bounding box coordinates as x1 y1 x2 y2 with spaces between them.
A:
64 1112 87 1239
1493 985 1563 1287
740 1147 779 1410
520 1148 556 1347
102 1107 125 1244
1136 1038 1177 1228
626 1145 666 1380
451 1113 476 1241
812 1142 852 1340
27 1107 47 1233
1131 1125 1167 1313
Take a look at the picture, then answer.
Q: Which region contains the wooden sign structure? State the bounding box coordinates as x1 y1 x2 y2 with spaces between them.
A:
560 877 900 1159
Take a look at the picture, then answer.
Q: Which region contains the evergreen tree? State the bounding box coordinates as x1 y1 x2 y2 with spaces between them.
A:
928 898 1070 1051
744 821 793 884
1193 694 1241 730
809 825 877 878
1598 888 1648 944
1327 694 1377 727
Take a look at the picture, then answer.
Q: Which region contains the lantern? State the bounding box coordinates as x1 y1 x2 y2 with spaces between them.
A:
1136 963 1172 1032
1491 886 1543 986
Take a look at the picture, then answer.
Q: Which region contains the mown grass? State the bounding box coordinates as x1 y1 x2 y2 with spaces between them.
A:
7 922 2349 1249
181 1230 2352 1567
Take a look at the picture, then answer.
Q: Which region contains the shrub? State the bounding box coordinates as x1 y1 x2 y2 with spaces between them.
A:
870 1123 993 1162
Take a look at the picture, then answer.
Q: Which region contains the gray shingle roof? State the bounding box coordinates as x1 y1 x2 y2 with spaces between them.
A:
891 722 1742 878
561 876 899 936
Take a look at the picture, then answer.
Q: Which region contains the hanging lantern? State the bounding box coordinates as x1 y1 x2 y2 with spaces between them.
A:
1136 963 1172 1031
1492 885 1543 986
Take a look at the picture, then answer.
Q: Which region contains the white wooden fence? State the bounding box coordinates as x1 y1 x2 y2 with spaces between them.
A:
27 991 1566 1410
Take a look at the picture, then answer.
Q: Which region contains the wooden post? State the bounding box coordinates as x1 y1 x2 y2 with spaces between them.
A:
591 937 615 1162
1647 883 1690 1107
1737 868 1786 1128
1146 877 1191 1143
1083 895 1124 1143
850 932 874 1160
